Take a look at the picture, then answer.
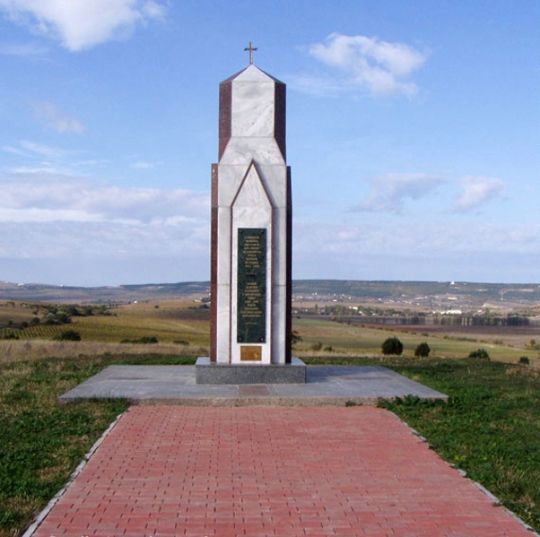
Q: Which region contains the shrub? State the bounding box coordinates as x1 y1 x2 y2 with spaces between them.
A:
310 342 323 351
291 330 302 347
174 339 190 346
323 345 333 352
519 356 530 365
54 330 81 341
382 337 403 355
414 342 431 358
121 336 158 344
468 348 490 359
139 336 158 344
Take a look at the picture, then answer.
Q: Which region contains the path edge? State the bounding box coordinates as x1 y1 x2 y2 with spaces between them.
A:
21 410 127 537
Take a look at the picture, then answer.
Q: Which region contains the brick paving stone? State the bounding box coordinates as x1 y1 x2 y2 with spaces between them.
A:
33 406 534 537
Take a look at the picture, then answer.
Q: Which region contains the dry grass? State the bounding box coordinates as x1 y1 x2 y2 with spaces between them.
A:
0 340 205 364
2 299 539 367
292 318 540 366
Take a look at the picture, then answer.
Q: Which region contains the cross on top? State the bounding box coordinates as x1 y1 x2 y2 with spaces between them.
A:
244 41 258 65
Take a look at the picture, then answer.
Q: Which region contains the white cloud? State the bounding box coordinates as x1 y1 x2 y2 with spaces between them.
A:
454 176 504 212
1 172 208 223
0 0 166 51
355 173 444 212
301 33 427 97
33 101 85 134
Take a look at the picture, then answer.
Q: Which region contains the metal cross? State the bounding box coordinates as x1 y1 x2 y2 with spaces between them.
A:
244 41 258 65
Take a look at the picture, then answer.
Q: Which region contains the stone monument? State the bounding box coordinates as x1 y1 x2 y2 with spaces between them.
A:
196 44 306 384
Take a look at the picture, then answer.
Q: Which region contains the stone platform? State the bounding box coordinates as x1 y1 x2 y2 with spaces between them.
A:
59 364 446 405
195 357 306 384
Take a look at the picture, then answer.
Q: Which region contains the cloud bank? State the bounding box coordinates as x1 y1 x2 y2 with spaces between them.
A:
0 168 209 265
0 0 166 51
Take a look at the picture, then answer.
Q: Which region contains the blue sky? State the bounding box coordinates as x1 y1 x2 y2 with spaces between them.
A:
0 0 539 286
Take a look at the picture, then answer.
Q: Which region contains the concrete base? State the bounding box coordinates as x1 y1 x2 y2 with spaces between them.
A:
58 365 448 405
196 357 306 384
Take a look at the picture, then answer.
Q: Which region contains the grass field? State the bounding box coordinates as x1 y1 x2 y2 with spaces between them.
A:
2 300 540 366
294 318 539 365
1 300 539 534
0 352 539 535
0 352 195 537
0 300 210 346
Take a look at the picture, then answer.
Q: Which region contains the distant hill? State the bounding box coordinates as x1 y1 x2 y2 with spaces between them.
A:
0 281 210 303
1 279 540 305
293 280 540 303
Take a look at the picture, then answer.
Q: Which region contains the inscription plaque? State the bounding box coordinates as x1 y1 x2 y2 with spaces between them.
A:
240 345 262 361
237 228 266 343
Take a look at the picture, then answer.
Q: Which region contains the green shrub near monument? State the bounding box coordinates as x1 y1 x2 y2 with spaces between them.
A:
415 342 431 358
382 337 403 355
54 329 82 341
468 348 490 359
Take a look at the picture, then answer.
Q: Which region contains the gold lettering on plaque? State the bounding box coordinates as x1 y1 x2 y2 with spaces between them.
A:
240 346 262 361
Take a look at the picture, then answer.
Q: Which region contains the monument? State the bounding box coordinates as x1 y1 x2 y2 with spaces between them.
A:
196 44 306 384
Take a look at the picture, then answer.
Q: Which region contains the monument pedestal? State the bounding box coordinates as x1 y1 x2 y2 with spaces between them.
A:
196 357 306 385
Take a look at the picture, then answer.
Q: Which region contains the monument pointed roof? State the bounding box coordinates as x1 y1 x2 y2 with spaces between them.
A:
222 64 284 85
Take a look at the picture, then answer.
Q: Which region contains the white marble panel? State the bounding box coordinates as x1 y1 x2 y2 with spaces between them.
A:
231 81 274 138
271 284 287 364
216 207 231 284
258 165 287 207
216 166 243 208
232 166 272 210
230 165 274 365
220 138 285 166
271 208 288 286
218 164 287 208
215 283 231 364
233 64 276 83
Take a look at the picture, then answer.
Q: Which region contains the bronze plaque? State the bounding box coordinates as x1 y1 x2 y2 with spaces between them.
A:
237 228 266 343
240 345 262 361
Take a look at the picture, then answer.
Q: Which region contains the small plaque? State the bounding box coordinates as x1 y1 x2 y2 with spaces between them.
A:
240 345 262 361
237 228 266 343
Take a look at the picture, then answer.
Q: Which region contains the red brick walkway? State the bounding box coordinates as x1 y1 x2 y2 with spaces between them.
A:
34 407 532 537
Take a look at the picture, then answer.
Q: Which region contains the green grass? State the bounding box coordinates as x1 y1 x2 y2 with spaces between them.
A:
0 353 194 537
1 352 539 534
305 355 540 530
294 318 536 364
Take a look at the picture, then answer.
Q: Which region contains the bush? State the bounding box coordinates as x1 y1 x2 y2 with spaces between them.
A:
468 348 490 359
310 342 323 351
291 330 302 347
54 330 81 341
120 336 158 344
139 336 158 344
519 356 530 365
323 345 333 352
382 337 403 355
414 342 431 358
